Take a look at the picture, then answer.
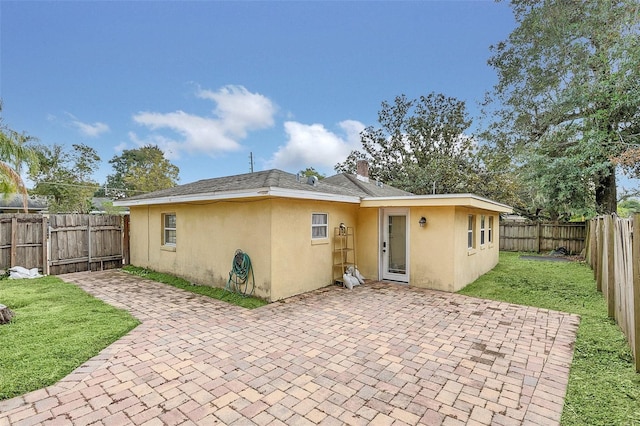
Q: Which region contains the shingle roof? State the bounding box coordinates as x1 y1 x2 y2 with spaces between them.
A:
120 169 412 203
0 194 48 211
323 173 412 197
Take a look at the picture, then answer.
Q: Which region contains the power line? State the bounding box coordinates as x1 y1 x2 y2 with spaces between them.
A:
36 181 149 194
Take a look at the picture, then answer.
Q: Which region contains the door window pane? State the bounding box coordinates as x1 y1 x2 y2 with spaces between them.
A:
388 215 407 274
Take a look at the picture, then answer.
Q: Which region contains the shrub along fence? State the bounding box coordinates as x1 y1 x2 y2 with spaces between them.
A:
0 213 129 275
585 214 640 372
500 221 586 254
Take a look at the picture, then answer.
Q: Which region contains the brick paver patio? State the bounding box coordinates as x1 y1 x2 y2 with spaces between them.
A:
0 270 579 425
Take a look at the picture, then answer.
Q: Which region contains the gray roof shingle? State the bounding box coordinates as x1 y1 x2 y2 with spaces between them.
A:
0 194 48 211
322 173 412 197
121 169 412 203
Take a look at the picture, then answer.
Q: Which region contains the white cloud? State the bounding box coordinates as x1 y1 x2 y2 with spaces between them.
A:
65 113 110 137
114 142 128 153
267 120 365 171
196 85 276 136
128 131 183 160
132 85 277 158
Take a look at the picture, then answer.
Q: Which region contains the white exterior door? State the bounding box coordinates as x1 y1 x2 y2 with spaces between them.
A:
382 209 409 282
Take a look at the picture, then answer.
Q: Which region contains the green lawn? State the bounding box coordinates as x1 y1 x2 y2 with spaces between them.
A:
459 252 640 426
122 265 268 309
0 276 139 400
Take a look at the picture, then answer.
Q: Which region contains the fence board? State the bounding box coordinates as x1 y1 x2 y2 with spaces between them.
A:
500 221 586 254
588 214 640 372
633 214 640 372
606 216 615 318
48 214 124 274
0 213 125 274
0 214 45 270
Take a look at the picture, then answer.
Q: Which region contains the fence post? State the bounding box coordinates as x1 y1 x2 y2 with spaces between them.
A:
122 215 130 266
607 215 616 318
10 216 17 267
632 214 640 372
41 215 48 275
590 219 597 272
87 217 92 272
583 221 590 264
536 222 541 253
596 218 603 292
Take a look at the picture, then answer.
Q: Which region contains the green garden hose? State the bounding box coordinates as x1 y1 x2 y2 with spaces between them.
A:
226 249 255 296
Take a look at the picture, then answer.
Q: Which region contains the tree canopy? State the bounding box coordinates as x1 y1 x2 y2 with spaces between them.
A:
298 167 326 180
29 143 100 213
335 93 521 205
618 198 640 218
104 145 179 198
484 0 640 216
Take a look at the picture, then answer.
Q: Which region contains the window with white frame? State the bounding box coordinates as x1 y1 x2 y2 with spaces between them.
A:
488 216 494 244
480 215 486 246
468 215 475 249
311 213 328 239
163 213 176 246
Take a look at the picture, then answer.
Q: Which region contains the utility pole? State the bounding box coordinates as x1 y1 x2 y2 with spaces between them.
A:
249 152 254 173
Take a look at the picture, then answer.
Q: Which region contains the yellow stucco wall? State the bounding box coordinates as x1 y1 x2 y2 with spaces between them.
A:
129 198 360 302
451 208 500 291
128 196 504 301
356 206 500 292
408 206 457 291
355 208 379 280
269 199 359 301
129 200 274 300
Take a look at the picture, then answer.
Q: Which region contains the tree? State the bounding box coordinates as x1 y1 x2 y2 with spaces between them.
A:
298 167 326 179
30 143 101 213
484 0 640 215
103 145 179 198
335 93 520 203
0 102 38 211
618 198 640 218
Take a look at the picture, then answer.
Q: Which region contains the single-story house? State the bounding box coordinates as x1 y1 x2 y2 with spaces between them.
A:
115 163 511 301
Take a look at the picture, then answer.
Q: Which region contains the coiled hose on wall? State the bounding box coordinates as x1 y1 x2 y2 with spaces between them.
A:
226 249 255 296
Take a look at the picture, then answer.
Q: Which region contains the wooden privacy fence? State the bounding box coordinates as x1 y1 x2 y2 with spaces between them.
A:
586 214 640 372
500 221 586 254
0 214 46 270
0 214 129 275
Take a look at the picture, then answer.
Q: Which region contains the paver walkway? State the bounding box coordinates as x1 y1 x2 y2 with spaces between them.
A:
0 271 579 425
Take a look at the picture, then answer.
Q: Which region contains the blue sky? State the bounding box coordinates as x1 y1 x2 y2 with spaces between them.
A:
2 1 518 188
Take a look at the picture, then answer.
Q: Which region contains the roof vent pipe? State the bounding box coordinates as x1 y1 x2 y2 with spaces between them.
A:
307 175 318 186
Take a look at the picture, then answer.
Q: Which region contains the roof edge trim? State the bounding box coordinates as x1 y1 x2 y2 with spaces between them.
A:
113 187 361 206
360 193 512 212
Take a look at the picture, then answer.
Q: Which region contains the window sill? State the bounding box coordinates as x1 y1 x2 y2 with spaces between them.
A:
311 239 329 246
161 245 176 252
467 248 477 256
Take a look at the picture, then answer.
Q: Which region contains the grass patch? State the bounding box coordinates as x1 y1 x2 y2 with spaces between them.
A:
459 252 640 426
122 265 268 309
0 276 139 400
